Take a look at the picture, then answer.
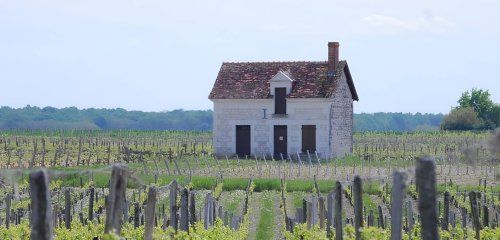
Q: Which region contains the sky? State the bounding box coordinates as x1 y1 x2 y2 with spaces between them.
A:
0 0 499 114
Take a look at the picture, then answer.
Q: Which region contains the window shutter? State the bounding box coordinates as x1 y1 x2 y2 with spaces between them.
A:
275 88 286 114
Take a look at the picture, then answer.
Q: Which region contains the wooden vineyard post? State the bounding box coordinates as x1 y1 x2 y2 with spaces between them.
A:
204 193 212 230
415 157 439 240
104 164 128 235
163 157 171 175
170 180 178 231
41 137 46 167
311 196 319 226
378 205 384 229
390 171 406 240
189 191 196 225
482 205 489 229
5 194 11 229
302 199 308 224
144 186 157 240
353 176 363 240
280 178 289 231
64 188 71 229
367 210 374 227
443 191 450 231
319 196 326 229
327 191 333 238
29 139 37 168
29 169 53 240
407 199 414 233
133 202 140 228
243 177 253 215
306 150 312 177
180 188 189 232
469 191 481 240
306 200 312 229
77 137 82 166
173 158 182 175
461 207 467 228
334 181 343 240
88 187 95 221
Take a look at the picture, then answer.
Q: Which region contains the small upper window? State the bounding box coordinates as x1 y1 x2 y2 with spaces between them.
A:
275 87 286 114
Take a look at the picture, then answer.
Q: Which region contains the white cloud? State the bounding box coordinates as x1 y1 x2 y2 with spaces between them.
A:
362 12 455 34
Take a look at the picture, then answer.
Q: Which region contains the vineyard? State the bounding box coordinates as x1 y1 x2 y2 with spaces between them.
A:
0 130 498 239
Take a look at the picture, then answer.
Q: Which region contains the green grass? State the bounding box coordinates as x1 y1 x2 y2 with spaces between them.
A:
255 191 275 240
363 193 378 219
291 191 307 208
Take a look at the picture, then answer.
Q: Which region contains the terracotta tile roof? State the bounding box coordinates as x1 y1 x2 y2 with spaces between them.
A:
208 60 358 100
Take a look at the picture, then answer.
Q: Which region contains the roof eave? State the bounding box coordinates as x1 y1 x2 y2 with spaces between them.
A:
344 63 359 101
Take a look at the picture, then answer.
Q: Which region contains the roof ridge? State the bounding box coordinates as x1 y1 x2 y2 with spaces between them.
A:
222 60 328 64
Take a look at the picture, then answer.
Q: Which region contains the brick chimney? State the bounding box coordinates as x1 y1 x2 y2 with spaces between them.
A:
327 42 339 77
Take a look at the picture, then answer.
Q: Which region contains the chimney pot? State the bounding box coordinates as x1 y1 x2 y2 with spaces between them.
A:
328 42 339 76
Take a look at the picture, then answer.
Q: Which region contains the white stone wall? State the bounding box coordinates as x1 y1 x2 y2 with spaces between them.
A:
330 72 354 158
212 72 355 158
212 98 332 157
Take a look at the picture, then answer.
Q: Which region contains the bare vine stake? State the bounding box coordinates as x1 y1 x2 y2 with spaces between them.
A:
88 188 94 221
163 157 171 175
77 137 82 166
180 188 189 232
29 139 37 168
5 194 11 229
334 181 343 240
415 157 439 240
327 191 334 238
460 207 467 228
173 158 182 175
144 186 157 240
306 201 312 229
64 188 71 229
280 178 289 230
319 196 326 229
390 171 406 240
30 169 53 240
170 180 178 230
353 176 363 240
443 191 450 230
189 191 196 225
469 191 480 240
407 199 414 232
104 164 128 235
204 193 212 230
133 202 140 228
482 205 489 229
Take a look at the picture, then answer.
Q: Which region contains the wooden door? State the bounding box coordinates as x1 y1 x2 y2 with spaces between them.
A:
236 125 251 157
274 125 287 156
301 125 316 153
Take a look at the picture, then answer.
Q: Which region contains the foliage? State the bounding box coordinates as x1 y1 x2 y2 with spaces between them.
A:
354 112 443 132
458 88 499 128
442 88 499 130
441 107 480 130
0 105 447 132
0 106 213 131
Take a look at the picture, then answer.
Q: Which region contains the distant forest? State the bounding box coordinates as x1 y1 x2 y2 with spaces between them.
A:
0 106 443 132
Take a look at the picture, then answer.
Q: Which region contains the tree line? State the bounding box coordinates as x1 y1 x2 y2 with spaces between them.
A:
441 88 499 130
0 106 445 132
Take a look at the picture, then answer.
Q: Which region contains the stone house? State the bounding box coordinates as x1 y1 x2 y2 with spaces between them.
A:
208 42 358 158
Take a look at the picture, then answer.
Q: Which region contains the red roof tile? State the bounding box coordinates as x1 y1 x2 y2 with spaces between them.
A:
208 60 358 100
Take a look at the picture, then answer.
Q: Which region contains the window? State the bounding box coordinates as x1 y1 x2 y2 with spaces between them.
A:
274 87 286 114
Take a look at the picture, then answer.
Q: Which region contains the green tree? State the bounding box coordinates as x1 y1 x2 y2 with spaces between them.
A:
441 107 480 130
458 88 499 128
